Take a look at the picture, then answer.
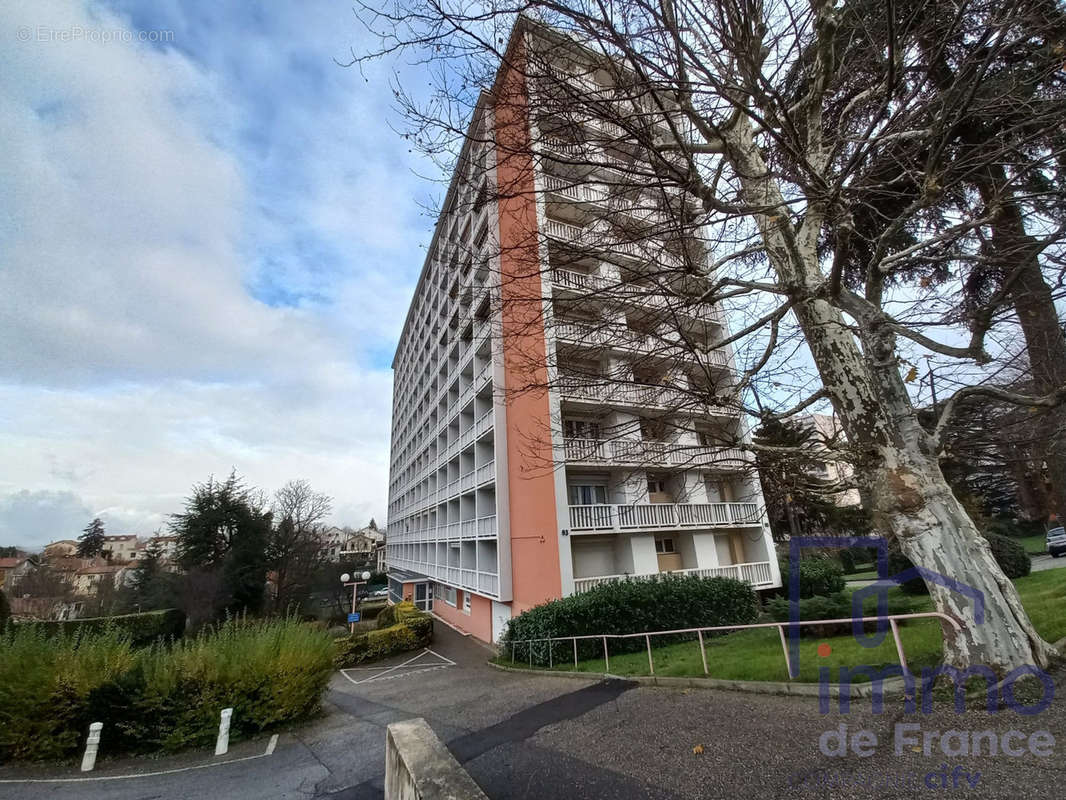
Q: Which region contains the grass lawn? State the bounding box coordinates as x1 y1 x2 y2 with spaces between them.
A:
1016 533 1048 555
845 568 879 581
500 570 1066 683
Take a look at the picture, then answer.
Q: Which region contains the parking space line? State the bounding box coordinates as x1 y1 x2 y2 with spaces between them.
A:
339 648 455 686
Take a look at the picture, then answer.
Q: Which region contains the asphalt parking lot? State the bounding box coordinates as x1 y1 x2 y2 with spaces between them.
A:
3 621 1066 799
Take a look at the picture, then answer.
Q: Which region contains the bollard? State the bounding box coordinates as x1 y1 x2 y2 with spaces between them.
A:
215 708 233 756
81 722 102 772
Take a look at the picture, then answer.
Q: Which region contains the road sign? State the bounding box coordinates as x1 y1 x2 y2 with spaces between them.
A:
347 612 361 623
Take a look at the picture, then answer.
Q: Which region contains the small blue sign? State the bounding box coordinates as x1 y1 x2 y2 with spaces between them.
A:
347 612 361 623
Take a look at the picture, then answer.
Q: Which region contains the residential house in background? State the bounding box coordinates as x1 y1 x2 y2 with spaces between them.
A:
385 19 780 643
0 556 36 591
43 539 78 560
102 534 141 563
798 414 862 507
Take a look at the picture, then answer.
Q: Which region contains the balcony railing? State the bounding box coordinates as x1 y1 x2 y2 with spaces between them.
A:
563 438 749 468
559 379 735 416
568 501 761 532
551 268 608 293
573 561 775 593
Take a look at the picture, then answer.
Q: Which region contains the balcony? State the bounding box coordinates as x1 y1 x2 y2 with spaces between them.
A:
563 438 749 468
568 501 761 532
573 561 775 593
559 379 736 416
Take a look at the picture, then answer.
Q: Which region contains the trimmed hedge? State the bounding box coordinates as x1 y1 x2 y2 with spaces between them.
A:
777 557 846 598
334 602 433 668
0 616 333 762
501 575 759 666
35 609 186 647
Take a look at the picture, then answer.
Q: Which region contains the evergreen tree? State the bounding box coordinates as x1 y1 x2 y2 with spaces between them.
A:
76 517 106 558
170 471 271 616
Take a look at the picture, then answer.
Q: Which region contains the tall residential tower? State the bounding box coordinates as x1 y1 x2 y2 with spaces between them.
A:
386 19 781 643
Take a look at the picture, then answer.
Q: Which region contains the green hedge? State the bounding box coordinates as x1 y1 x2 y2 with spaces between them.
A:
334 601 433 668
0 588 9 631
0 616 333 762
502 575 759 666
777 557 846 598
35 609 186 647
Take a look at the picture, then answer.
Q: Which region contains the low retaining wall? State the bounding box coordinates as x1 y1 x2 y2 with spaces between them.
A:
385 718 488 800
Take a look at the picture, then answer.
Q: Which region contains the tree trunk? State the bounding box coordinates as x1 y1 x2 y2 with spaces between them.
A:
723 117 1055 671
977 165 1066 525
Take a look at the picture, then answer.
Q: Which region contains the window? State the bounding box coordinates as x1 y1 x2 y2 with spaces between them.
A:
564 419 601 439
655 538 675 554
443 585 457 607
648 479 667 494
568 484 607 505
463 592 472 614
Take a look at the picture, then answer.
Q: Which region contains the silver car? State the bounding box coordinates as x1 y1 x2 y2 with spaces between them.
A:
1047 527 1066 558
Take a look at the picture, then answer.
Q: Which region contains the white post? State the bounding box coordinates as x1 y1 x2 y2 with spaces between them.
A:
81 722 102 772
215 708 233 756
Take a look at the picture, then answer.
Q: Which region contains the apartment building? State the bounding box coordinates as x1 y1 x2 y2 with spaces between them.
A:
386 19 781 643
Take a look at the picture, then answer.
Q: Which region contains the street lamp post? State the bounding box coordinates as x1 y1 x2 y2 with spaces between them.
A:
341 571 372 634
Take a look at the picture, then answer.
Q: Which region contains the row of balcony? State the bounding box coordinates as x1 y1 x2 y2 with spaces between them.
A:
573 561 775 593
562 438 749 469
392 514 499 543
551 268 725 326
568 501 761 532
554 320 728 365
391 409 495 504
559 378 734 416
387 557 501 598
395 462 497 518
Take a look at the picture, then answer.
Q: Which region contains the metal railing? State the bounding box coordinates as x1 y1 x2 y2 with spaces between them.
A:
568 501 760 532
506 612 961 678
572 561 774 593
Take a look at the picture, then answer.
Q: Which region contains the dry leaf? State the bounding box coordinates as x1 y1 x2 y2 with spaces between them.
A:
693 744 705 755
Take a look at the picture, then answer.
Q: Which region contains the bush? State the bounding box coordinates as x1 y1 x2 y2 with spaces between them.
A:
0 588 9 631
35 609 186 647
777 557 846 598
983 532 1031 578
0 616 333 762
334 602 433 668
375 603 397 630
838 549 856 574
502 575 758 666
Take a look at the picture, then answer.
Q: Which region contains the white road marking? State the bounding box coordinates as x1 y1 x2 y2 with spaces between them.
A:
0 736 281 784
339 648 455 686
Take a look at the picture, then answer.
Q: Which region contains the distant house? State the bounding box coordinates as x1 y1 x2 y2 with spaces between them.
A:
102 535 141 563
797 414 863 507
374 540 387 574
73 563 135 596
43 540 78 560
339 527 385 562
0 557 36 591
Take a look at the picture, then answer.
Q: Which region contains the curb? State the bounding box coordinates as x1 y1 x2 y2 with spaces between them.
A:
488 661 906 698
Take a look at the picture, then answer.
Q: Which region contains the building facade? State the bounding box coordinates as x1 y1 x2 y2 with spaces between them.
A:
386 20 781 643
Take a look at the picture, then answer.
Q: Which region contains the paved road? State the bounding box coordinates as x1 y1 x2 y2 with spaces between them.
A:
1032 553 1066 572
4 621 1066 799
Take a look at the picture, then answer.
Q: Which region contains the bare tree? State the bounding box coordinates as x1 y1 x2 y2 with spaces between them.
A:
269 480 333 613
357 1 1066 670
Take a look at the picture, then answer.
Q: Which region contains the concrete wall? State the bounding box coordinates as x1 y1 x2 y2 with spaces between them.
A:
434 587 493 642
385 718 488 800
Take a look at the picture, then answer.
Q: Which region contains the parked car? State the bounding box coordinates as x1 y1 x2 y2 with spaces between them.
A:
370 587 389 598
1047 527 1066 558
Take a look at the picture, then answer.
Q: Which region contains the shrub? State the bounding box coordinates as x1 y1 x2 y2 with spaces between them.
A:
502 575 758 665
334 602 432 668
838 549 856 574
35 609 186 647
777 557 846 598
0 588 9 631
983 532 1031 579
0 616 333 762
375 603 397 630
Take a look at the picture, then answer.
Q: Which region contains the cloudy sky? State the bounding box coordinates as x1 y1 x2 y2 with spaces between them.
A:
1 1 438 549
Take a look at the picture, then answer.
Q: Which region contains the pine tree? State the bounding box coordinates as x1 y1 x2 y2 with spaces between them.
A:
76 517 106 558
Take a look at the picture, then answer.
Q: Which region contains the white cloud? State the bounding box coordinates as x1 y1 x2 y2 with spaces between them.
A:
0 0 420 549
